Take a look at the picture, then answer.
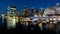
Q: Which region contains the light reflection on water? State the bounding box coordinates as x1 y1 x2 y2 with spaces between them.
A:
0 17 60 32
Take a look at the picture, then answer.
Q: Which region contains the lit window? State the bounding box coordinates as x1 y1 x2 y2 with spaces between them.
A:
11 18 15 25
50 18 52 20
53 18 56 20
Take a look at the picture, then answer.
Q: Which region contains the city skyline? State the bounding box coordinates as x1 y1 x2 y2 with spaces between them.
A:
0 0 60 14
0 0 60 32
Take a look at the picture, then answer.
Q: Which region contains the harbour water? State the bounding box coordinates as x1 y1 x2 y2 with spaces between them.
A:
0 17 58 34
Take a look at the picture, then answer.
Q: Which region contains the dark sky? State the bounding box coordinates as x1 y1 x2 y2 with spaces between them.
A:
0 0 60 13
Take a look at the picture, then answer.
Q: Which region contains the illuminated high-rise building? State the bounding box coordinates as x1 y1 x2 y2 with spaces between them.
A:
7 5 18 29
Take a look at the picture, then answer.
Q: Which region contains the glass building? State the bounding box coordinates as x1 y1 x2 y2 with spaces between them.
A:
7 5 18 29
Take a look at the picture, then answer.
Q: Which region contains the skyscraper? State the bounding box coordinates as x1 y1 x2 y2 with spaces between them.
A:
7 5 18 29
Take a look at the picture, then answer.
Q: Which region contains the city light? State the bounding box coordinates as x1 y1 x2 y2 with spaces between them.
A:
0 3 60 33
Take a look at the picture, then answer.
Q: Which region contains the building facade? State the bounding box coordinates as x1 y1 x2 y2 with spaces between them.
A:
7 5 18 29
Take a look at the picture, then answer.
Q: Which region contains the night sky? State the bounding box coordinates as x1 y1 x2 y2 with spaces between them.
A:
0 0 60 13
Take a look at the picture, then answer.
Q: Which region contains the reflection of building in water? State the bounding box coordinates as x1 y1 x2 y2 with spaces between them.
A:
22 6 30 17
7 5 18 29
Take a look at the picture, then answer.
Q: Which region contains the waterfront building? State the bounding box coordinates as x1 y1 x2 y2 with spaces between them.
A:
44 3 60 23
7 5 18 29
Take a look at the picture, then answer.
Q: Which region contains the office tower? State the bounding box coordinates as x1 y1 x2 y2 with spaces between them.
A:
22 6 30 17
7 5 18 29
